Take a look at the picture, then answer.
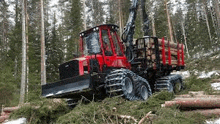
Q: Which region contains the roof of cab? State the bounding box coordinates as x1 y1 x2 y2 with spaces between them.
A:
79 24 119 36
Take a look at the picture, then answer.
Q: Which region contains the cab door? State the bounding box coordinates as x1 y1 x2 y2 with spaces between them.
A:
100 29 115 66
100 26 130 68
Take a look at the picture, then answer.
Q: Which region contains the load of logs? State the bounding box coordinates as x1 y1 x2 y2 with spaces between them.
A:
136 38 184 67
162 91 220 117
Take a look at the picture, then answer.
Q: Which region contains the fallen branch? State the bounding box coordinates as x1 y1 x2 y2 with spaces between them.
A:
138 111 152 124
117 115 138 123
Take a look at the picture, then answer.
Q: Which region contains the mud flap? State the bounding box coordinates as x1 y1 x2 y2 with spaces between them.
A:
42 74 91 98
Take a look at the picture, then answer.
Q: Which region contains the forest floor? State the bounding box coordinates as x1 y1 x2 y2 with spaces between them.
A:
4 50 220 124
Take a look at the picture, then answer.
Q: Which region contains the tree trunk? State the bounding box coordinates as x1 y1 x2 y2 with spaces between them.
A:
20 0 26 105
25 0 29 102
213 0 220 48
165 1 174 43
203 0 212 43
41 0 46 85
213 0 220 31
181 22 190 58
118 0 123 36
151 14 156 37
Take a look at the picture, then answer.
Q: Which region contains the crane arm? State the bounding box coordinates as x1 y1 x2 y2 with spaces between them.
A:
121 0 149 61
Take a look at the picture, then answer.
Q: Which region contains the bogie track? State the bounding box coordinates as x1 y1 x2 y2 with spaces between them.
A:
105 69 152 101
155 74 183 93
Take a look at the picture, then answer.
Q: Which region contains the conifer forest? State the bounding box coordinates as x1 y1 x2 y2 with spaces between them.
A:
0 0 220 115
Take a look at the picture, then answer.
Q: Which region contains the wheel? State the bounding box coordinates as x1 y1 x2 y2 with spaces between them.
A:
174 79 182 93
105 69 137 101
66 98 78 109
136 77 152 101
167 81 174 92
122 77 133 95
121 76 136 100
139 84 149 100
155 74 182 93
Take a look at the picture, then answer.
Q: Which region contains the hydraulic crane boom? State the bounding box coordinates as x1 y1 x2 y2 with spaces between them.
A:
121 0 149 61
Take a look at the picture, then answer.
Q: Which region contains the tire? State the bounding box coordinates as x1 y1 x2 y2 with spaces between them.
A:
121 76 135 99
155 74 182 93
105 69 137 101
174 79 182 93
136 77 152 101
167 81 174 92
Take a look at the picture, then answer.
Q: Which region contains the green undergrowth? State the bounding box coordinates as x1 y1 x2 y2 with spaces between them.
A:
182 75 214 94
153 108 206 124
9 98 70 124
10 91 208 124
186 50 220 72
56 91 206 124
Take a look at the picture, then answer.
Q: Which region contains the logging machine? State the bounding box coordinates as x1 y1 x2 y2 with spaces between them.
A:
41 0 185 107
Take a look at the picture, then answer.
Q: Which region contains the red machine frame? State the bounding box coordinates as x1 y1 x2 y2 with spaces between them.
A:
78 25 131 75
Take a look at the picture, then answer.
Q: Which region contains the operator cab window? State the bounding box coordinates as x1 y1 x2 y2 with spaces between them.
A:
111 31 123 56
83 31 101 55
102 30 113 56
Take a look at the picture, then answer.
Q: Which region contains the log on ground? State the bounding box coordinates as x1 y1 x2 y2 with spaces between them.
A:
164 98 220 108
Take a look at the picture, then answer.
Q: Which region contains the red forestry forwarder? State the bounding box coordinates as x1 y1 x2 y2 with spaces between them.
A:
42 0 185 107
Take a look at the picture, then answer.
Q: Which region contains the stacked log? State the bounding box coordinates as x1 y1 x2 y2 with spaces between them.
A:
164 98 220 108
162 91 220 117
137 38 184 66
0 106 19 123
0 112 9 123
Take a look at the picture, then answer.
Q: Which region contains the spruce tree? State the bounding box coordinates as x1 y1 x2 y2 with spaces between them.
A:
63 0 82 60
0 0 22 106
46 13 64 82
154 1 169 38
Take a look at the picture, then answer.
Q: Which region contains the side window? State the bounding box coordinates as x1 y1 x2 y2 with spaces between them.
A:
102 30 113 56
83 32 100 55
83 37 88 56
111 31 123 56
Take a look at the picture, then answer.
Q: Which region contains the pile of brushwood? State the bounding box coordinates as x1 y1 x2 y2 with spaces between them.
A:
9 90 208 124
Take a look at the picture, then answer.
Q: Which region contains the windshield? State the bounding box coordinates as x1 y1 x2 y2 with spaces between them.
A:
83 32 101 55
